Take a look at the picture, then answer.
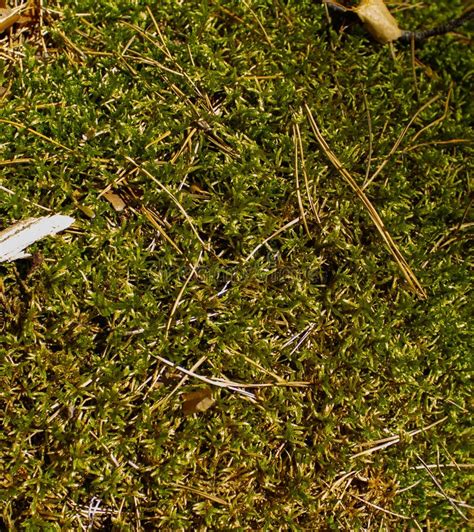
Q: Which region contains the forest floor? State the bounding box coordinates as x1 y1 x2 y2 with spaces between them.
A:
0 0 472 529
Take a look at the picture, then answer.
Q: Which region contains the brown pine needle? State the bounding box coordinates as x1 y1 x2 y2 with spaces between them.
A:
295 121 321 224
363 94 440 190
351 493 411 520
304 104 426 299
293 124 311 237
351 417 447 458
416 453 468 521
126 156 208 249
0 117 73 152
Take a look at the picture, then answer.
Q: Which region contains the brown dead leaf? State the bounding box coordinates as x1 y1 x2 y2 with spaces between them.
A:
103 191 126 212
0 2 40 34
0 7 21 33
182 388 215 415
354 0 402 43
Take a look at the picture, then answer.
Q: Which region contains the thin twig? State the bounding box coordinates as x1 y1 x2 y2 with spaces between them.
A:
165 250 203 335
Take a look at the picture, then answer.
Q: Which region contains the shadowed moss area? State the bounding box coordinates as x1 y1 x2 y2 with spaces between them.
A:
0 1 472 528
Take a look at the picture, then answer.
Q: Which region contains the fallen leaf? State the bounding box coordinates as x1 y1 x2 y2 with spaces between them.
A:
103 191 126 212
0 7 21 33
182 388 215 415
354 0 402 43
0 215 74 262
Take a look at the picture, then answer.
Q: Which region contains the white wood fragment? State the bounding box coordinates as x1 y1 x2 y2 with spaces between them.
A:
0 215 74 262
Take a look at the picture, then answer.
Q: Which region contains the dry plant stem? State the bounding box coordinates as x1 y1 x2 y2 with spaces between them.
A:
165 250 203 335
140 206 183 255
0 117 73 152
411 462 474 471
410 33 418 95
351 416 447 458
293 124 311 236
416 453 468 520
125 156 208 249
241 0 273 47
0 183 51 212
412 86 452 143
153 354 257 401
305 104 426 298
295 121 321 224
350 493 410 520
244 216 301 262
151 355 208 412
363 94 441 190
171 482 228 505
321 469 359 501
403 138 471 153
362 91 373 182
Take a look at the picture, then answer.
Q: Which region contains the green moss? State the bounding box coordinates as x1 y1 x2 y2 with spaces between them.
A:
0 0 472 528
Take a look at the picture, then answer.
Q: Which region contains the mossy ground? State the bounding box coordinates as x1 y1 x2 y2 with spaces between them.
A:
0 1 472 529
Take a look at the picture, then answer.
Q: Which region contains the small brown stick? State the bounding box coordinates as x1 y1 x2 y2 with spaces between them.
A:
305 104 426 298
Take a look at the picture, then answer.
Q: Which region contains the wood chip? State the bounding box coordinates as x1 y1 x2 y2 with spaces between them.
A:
0 215 74 262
